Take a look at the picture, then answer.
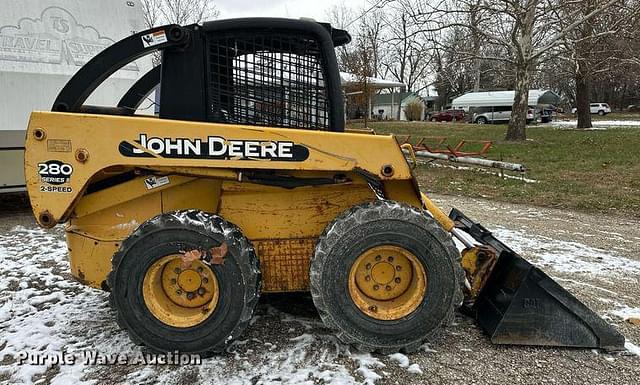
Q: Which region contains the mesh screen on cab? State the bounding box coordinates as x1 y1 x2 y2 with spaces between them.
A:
207 32 329 129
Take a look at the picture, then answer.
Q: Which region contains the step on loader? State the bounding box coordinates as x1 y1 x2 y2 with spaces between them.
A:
24 18 624 355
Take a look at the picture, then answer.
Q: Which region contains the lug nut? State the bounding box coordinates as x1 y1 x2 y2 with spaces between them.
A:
174 267 181 274
373 284 379 291
197 266 204 273
202 277 209 284
395 277 401 283
171 278 177 284
368 305 378 312
385 285 392 291
375 255 381 261
187 292 195 300
176 289 182 295
365 263 372 270
365 275 371 281
197 288 206 295
396 265 402 271
388 256 394 262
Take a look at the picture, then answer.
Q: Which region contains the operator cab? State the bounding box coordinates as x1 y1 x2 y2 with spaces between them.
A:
52 18 351 132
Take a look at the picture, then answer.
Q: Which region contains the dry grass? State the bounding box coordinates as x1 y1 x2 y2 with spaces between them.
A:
349 121 640 218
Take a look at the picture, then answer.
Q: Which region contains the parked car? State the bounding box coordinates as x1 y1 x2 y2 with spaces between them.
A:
571 103 611 115
473 106 535 124
430 109 465 122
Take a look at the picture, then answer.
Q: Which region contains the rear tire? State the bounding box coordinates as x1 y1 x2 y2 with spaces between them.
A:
108 210 260 355
431 117 438 122
598 110 605 116
310 200 463 353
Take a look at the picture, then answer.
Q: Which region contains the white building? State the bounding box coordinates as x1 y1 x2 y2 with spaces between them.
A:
372 92 427 121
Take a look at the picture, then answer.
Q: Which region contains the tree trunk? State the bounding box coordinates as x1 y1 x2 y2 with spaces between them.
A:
575 73 592 129
506 0 537 141
364 97 369 128
506 63 531 141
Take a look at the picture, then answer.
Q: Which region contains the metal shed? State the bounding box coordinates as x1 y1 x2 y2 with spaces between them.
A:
451 90 561 110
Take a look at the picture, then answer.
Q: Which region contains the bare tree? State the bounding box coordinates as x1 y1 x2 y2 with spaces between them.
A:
431 27 476 109
325 3 356 67
402 0 620 140
467 0 483 92
555 0 640 128
346 32 377 127
381 9 433 95
327 4 386 123
141 0 219 28
141 0 219 65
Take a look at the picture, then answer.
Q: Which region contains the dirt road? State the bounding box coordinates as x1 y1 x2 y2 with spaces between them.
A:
0 195 638 385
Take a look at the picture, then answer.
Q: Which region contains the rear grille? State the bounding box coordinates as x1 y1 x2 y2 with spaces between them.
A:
206 32 329 129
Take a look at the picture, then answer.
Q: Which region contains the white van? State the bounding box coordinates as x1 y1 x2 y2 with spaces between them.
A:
0 0 152 193
472 106 535 124
571 103 611 115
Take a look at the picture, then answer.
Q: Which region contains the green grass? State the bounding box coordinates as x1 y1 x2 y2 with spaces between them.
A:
349 121 640 218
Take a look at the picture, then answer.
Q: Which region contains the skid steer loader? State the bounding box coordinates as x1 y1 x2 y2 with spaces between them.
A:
24 18 624 355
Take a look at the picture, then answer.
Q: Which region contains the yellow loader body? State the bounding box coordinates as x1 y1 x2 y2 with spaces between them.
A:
26 111 421 291
22 18 624 354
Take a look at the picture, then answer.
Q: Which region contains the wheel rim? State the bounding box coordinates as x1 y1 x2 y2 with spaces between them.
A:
142 255 219 328
348 245 427 320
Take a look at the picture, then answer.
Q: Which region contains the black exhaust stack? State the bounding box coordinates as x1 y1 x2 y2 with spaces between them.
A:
450 209 625 351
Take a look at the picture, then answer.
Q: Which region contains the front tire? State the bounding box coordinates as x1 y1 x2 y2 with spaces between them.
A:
598 110 605 116
310 200 463 353
476 117 487 124
108 210 260 355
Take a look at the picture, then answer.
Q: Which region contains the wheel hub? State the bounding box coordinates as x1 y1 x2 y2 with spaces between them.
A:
349 245 427 320
177 269 202 292
371 262 394 284
143 254 219 327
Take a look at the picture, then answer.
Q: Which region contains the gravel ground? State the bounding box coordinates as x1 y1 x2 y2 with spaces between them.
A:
0 195 638 385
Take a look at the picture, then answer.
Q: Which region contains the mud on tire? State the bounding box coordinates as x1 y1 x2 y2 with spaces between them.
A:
108 210 260 355
310 200 463 353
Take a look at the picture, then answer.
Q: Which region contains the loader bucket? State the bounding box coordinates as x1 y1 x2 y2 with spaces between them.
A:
450 209 625 351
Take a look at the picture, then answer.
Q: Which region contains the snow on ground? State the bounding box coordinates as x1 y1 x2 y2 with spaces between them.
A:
610 305 640 322
547 120 640 130
0 225 409 384
625 341 640 357
1 206 639 384
493 227 640 276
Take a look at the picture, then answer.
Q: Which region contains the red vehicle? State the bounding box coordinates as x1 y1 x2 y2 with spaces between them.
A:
430 109 465 122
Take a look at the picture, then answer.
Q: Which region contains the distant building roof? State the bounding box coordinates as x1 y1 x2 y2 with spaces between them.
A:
374 92 422 105
451 90 561 108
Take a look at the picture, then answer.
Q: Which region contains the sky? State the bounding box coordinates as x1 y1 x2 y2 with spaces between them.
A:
215 0 366 23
